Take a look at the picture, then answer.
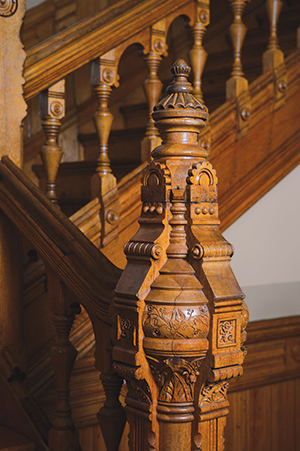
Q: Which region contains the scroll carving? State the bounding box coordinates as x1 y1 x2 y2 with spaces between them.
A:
0 0 17 17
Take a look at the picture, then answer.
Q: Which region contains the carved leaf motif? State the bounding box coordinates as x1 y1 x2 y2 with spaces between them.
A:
127 379 152 404
148 357 202 403
144 305 209 339
199 382 229 406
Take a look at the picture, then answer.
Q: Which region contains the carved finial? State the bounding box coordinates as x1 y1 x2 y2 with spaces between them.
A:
155 59 207 111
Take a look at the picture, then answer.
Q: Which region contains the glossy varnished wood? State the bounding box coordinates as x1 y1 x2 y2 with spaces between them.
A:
23 0 196 100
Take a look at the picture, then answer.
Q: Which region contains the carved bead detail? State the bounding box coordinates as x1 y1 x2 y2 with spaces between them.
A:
240 107 250 121
277 80 287 92
191 244 204 260
106 209 119 224
0 0 17 16
50 101 64 117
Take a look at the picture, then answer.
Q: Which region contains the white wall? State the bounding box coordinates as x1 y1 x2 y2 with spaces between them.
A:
26 0 45 9
224 164 300 321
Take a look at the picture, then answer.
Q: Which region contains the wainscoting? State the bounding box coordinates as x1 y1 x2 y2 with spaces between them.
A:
74 315 300 451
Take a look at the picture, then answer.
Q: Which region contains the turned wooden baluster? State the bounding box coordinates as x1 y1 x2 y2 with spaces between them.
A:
189 0 210 102
263 0 287 109
226 0 251 138
190 0 211 157
88 312 126 451
226 0 248 93
91 51 120 246
141 20 167 163
97 366 126 451
47 268 81 451
39 80 65 205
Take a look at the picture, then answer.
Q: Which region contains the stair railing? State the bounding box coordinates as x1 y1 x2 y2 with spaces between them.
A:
0 156 124 451
24 0 208 247
23 0 293 251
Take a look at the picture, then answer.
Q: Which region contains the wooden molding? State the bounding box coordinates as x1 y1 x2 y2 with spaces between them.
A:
0 157 120 323
23 0 194 100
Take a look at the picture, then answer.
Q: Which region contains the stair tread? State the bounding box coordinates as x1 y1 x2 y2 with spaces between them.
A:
0 426 34 451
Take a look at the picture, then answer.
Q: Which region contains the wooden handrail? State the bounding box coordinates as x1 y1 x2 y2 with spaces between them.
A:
0 156 121 323
24 0 191 100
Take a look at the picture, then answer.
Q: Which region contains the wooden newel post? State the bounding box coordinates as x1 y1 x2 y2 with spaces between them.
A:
113 59 247 451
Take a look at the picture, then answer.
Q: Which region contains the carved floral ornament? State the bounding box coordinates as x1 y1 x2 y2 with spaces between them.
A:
143 304 209 340
0 0 17 16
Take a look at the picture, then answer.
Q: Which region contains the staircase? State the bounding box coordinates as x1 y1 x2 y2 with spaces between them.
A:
1 0 300 450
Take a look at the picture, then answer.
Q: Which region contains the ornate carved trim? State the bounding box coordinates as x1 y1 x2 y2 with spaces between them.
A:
199 381 229 407
218 319 236 347
148 357 202 403
117 315 136 345
143 304 209 339
154 59 208 113
0 0 17 17
124 242 163 260
127 379 152 404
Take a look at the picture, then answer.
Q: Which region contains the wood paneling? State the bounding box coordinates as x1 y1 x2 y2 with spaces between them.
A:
224 316 300 451
65 316 300 451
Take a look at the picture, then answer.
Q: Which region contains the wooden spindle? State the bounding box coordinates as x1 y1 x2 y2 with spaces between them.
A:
91 51 120 246
39 80 65 205
47 269 81 451
226 0 251 138
190 0 211 156
88 312 126 451
97 368 126 451
189 0 210 102
263 0 287 109
141 20 167 163
263 0 284 71
226 0 248 99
